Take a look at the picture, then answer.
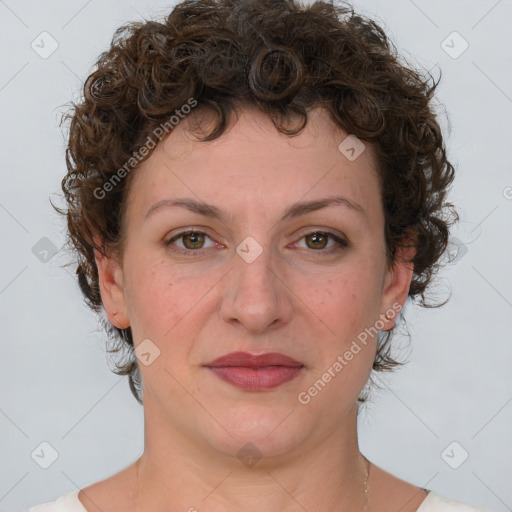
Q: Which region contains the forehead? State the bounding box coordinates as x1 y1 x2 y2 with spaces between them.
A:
124 106 383 226
157 106 379 168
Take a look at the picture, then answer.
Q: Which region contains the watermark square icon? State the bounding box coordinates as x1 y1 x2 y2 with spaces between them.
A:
135 338 161 366
32 236 58 263
441 441 469 469
236 236 263 263
338 134 365 161
446 237 468 264
31 31 59 59
31 441 59 469
441 31 469 59
237 442 262 468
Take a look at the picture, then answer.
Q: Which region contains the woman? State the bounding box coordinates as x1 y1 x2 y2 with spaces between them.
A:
29 0 486 510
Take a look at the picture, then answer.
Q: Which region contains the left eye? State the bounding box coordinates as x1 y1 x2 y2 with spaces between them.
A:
296 231 347 251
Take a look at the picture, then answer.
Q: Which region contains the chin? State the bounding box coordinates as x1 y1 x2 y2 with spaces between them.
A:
198 403 314 464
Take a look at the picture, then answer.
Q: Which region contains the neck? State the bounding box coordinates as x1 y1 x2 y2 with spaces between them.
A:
132 401 370 512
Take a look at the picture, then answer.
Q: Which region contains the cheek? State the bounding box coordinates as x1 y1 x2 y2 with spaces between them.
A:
299 273 380 408
123 259 200 342
306 268 383 343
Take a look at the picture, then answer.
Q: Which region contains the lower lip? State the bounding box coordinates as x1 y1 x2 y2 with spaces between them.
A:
207 366 304 390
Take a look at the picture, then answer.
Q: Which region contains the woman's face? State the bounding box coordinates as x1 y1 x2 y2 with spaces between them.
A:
97 107 412 462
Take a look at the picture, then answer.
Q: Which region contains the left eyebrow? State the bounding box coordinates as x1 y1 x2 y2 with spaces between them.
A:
144 195 366 222
280 195 366 221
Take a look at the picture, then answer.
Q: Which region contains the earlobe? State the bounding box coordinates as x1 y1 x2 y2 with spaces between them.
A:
94 246 130 329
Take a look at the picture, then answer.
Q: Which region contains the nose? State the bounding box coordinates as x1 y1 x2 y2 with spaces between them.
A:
220 241 294 334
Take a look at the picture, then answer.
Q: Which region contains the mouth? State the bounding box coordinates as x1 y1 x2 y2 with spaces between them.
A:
204 352 305 391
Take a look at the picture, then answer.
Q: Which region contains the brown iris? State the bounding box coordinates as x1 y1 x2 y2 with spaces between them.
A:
305 232 329 250
181 232 205 249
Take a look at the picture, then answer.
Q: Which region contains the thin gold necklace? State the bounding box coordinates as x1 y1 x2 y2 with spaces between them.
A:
363 455 370 511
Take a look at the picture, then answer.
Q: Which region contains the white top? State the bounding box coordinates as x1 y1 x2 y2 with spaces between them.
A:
27 489 488 511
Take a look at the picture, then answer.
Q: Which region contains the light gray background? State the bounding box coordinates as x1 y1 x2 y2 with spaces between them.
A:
1 1 511 511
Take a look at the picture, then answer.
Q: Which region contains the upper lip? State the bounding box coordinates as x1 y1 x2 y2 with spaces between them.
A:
205 352 304 368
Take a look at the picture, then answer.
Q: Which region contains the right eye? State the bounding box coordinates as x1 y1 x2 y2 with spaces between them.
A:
166 230 218 255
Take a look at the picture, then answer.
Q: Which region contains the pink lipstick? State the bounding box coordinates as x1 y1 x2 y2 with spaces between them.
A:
205 352 304 391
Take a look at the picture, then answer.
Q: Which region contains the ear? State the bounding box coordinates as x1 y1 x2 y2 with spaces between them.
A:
379 236 416 330
93 241 129 330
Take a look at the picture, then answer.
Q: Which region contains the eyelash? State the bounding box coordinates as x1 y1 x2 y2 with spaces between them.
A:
166 229 348 256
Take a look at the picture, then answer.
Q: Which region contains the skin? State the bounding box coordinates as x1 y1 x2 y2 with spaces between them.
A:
83 106 428 512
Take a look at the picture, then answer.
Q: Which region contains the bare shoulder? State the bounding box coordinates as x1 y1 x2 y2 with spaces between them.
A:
78 462 137 512
368 462 430 512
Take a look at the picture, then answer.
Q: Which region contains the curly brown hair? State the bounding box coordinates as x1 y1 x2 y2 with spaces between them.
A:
55 0 457 405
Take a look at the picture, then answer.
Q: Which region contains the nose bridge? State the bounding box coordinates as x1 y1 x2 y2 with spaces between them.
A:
221 236 292 333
